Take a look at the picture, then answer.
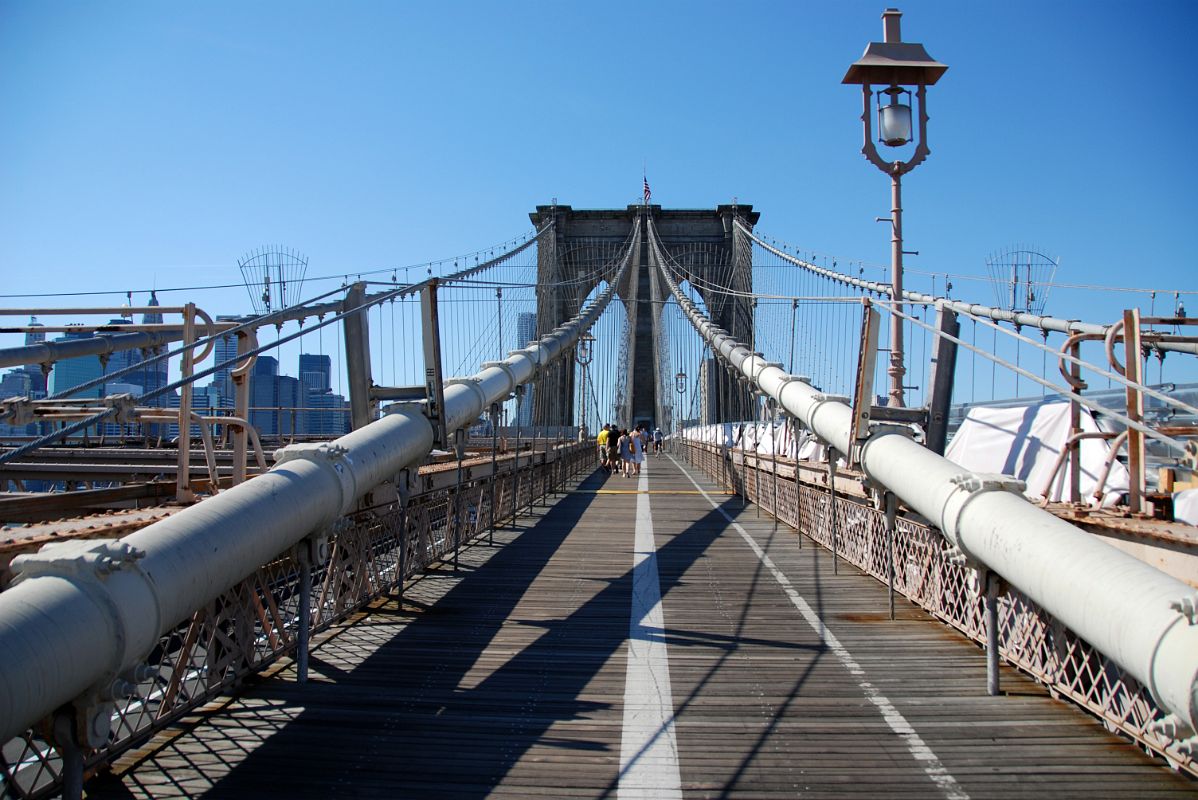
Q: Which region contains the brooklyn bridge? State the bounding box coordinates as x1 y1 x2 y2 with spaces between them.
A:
2 6 1197 800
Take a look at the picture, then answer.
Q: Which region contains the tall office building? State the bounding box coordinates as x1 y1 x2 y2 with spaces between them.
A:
249 356 279 435
299 353 331 394
298 353 340 436
516 312 537 349
516 312 536 426
305 390 350 436
142 291 163 325
277 376 303 436
138 292 169 404
49 327 105 399
211 316 242 403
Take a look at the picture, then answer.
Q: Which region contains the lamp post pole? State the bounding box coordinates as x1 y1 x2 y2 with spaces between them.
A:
576 333 594 438
889 172 905 407
675 371 687 451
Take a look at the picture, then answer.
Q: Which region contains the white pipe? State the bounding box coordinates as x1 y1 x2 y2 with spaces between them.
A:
0 222 637 744
652 224 1198 733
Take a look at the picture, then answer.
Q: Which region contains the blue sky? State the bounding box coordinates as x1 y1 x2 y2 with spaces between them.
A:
1 1 1195 327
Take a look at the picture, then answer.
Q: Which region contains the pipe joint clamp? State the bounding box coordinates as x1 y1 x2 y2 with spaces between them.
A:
103 393 137 424
12 539 160 747
812 393 850 405
275 442 358 517
444 376 489 412
949 473 1027 496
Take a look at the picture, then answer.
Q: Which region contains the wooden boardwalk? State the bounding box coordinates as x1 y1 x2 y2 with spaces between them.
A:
94 456 1196 798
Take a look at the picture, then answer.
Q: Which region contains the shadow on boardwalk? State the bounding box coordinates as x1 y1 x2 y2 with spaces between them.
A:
97 465 824 798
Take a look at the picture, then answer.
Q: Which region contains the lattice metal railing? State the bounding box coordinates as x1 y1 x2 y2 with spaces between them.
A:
679 439 1196 778
0 440 592 800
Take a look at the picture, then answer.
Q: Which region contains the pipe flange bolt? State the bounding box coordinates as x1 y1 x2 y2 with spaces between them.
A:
949 473 1027 495
812 393 850 405
103 393 137 424
1169 594 1198 625
11 539 146 583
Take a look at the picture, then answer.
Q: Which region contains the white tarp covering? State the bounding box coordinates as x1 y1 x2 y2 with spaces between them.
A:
943 402 1129 507
676 421 837 464
1174 488 1198 527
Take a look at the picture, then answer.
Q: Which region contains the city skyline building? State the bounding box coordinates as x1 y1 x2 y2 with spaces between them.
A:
212 316 241 402
299 353 331 394
249 355 279 435
48 327 106 399
0 306 350 440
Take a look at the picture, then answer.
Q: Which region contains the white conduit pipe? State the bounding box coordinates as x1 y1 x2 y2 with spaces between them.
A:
651 226 1198 736
0 221 637 744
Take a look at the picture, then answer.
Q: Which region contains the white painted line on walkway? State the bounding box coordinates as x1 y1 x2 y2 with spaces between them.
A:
619 462 683 800
667 455 970 800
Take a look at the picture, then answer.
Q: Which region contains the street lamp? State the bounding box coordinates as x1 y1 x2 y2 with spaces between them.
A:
576 332 595 437
674 371 688 436
843 7 947 407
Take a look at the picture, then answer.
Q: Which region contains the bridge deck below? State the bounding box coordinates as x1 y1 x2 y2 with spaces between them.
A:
98 456 1194 798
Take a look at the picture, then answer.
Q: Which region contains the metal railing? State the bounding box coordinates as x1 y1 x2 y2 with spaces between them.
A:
0 439 593 799
678 439 1196 778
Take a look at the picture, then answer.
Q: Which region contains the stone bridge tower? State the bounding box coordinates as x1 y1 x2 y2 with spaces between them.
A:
527 203 759 429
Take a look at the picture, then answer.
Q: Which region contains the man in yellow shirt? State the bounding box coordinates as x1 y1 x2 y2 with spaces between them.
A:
596 424 611 473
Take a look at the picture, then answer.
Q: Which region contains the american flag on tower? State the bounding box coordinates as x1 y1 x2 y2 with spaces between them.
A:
643 176 651 204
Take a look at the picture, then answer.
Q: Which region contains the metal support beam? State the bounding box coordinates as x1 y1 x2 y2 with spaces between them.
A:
850 301 880 451
0 330 185 371
511 385 524 527
452 427 465 572
828 451 839 575
421 280 448 449
1124 308 1145 514
53 710 83 800
231 329 254 485
395 467 412 606
176 303 197 503
296 542 312 684
925 304 960 455
488 402 499 546
985 570 1001 696
884 491 897 620
342 282 375 431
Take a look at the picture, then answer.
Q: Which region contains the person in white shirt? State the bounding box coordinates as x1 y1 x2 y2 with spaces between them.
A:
630 425 644 474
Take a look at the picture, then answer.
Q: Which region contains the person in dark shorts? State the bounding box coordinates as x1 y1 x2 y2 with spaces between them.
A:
596 424 611 473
